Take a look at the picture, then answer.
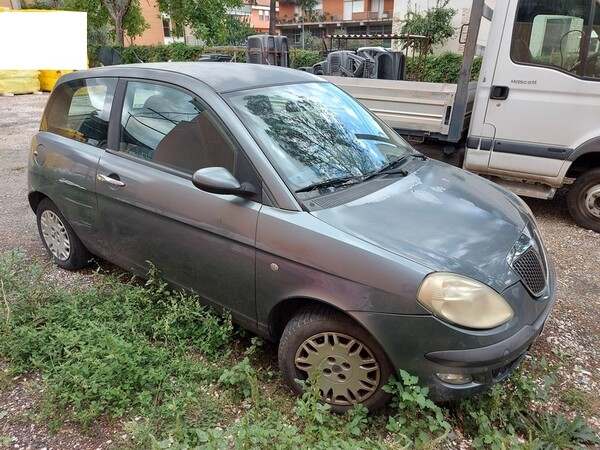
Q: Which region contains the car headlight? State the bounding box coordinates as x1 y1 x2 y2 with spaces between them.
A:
417 273 514 329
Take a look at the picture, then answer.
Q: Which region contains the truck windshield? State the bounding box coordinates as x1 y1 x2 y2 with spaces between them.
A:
226 82 413 193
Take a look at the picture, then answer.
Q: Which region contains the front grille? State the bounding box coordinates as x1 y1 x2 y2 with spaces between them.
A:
512 248 546 296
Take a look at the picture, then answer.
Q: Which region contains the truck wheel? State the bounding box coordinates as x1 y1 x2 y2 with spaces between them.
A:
36 198 92 270
278 305 393 413
567 168 600 233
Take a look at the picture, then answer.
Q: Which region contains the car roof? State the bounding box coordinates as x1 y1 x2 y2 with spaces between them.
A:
62 62 324 93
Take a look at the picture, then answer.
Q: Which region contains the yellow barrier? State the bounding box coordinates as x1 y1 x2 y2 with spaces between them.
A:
0 70 40 95
39 70 73 92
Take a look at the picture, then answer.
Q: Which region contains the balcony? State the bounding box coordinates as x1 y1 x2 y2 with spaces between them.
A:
227 5 253 16
277 10 392 26
353 10 391 21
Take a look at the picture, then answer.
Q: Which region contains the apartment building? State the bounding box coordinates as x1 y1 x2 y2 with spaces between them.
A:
277 0 394 48
230 0 276 34
129 0 277 46
127 0 494 53
0 0 18 8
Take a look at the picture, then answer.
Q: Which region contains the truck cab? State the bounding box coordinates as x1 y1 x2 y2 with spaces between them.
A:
464 0 600 232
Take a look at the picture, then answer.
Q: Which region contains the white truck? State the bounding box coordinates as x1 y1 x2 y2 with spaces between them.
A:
327 0 600 233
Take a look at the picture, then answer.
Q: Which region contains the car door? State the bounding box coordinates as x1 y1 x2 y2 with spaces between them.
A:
477 0 600 177
96 79 261 327
33 77 116 255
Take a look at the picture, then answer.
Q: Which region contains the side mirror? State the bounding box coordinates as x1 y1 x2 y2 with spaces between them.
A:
192 167 256 198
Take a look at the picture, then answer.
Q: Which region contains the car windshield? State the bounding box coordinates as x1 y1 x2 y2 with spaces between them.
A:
226 82 413 192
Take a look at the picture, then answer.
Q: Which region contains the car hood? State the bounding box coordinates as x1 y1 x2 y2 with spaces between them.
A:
311 160 527 292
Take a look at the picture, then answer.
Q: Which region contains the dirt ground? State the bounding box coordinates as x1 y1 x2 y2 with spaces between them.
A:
0 92 599 449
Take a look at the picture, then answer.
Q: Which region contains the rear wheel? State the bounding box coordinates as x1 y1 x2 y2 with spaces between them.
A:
567 168 600 233
36 198 91 270
278 305 393 413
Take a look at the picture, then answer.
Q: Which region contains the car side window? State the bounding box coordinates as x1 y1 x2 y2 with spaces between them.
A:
119 81 236 174
511 0 600 79
41 78 116 147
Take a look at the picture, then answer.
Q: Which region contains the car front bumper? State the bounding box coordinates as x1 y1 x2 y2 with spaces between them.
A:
351 263 557 402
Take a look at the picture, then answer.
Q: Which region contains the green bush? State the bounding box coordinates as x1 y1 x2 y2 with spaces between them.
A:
88 44 250 67
87 44 479 85
405 51 482 83
290 49 322 69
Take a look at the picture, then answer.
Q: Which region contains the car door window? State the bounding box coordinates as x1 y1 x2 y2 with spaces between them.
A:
119 81 236 173
41 78 116 147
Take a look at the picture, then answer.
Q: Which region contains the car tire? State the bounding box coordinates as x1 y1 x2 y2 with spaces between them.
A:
36 198 91 270
567 168 600 233
278 305 393 413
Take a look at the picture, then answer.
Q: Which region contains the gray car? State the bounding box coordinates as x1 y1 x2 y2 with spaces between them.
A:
28 62 556 412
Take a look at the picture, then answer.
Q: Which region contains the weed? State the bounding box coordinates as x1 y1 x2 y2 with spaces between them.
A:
383 370 451 448
1 252 599 449
0 254 233 427
560 387 592 413
456 356 600 449
517 412 600 449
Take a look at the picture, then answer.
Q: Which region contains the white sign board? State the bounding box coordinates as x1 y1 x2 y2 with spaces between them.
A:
0 11 87 70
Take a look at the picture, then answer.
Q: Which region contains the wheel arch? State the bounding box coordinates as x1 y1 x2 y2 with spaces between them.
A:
268 297 349 341
267 297 393 368
28 191 47 213
567 138 600 178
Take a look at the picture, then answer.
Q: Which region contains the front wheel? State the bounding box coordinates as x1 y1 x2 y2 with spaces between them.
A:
36 198 91 270
278 305 393 413
567 168 600 233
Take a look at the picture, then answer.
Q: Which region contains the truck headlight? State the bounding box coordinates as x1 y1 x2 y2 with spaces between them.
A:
417 273 514 329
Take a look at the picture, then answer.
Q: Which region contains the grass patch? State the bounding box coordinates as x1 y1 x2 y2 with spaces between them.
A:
1 249 599 449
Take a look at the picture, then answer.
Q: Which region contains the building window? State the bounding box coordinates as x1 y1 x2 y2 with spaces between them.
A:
352 0 364 13
259 10 269 21
162 19 171 38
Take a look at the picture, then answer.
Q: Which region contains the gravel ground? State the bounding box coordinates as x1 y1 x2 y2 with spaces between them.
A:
0 92 599 449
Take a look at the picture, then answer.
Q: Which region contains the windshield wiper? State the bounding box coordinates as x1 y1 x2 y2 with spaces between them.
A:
354 133 395 144
370 156 410 176
295 152 426 194
367 152 427 178
295 174 368 193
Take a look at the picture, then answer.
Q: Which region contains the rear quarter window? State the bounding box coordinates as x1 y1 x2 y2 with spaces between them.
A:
41 77 117 148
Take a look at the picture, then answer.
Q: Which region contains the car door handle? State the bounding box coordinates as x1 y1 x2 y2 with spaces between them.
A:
490 85 509 100
97 174 126 187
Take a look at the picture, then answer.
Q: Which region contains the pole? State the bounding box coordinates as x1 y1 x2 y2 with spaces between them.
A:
269 0 276 35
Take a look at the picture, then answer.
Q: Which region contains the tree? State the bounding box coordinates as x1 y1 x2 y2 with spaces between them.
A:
30 0 149 45
156 0 244 45
400 0 457 52
297 0 319 19
217 16 255 46
100 0 135 45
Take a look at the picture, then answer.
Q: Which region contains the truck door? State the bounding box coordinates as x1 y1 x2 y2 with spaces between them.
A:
468 0 600 179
